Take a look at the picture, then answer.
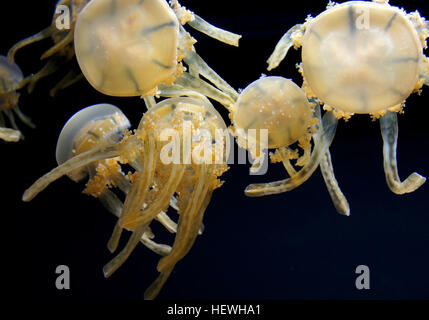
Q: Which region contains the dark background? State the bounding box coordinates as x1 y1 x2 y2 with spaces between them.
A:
1 0 428 300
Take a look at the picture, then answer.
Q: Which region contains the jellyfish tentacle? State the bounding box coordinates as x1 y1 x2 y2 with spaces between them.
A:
22 143 121 202
312 102 350 215
103 224 148 278
12 106 35 129
267 24 302 71
170 0 241 46
146 189 212 300
186 14 241 47
140 232 172 257
7 26 54 62
245 111 338 197
157 166 211 272
156 85 209 101
99 190 171 256
111 172 131 194
119 164 186 229
143 96 157 109
3 108 19 130
320 151 350 216
144 268 173 300
106 223 123 254
24 57 65 93
0 127 21 142
277 147 297 176
155 211 178 234
107 133 157 254
99 189 123 217
172 73 235 110
145 166 212 300
380 111 426 194
119 133 157 220
50 70 84 97
183 51 239 100
40 29 74 60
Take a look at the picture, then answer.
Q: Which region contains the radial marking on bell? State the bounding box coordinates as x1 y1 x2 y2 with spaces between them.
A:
287 127 292 143
252 82 266 95
143 21 177 36
111 0 117 16
125 67 141 93
390 87 405 97
384 12 398 31
309 28 322 41
152 59 173 69
348 5 356 35
87 130 100 139
291 98 303 106
99 70 107 91
390 57 419 63
358 92 369 112
110 116 118 125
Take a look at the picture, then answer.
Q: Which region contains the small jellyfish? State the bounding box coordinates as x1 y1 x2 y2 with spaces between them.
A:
23 97 230 299
267 0 428 196
0 55 34 142
230 76 349 215
7 0 90 96
73 0 240 108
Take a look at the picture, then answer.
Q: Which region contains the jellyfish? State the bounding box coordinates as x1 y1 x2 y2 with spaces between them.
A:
73 0 240 108
0 55 35 142
265 0 428 196
228 76 349 215
23 97 230 299
7 0 90 96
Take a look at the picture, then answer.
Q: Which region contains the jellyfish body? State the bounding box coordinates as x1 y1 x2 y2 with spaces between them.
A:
230 76 349 215
23 97 229 299
301 1 426 115
267 0 428 197
74 0 180 97
104 97 230 299
0 55 34 141
234 76 314 150
73 0 241 107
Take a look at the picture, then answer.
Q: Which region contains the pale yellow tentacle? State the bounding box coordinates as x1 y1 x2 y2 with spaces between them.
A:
380 111 426 194
7 26 54 62
22 143 120 202
245 111 338 197
267 24 302 71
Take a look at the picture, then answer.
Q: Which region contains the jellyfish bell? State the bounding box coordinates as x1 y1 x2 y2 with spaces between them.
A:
233 76 314 151
266 0 428 201
55 103 131 181
300 1 426 114
74 0 180 97
0 55 24 94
